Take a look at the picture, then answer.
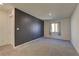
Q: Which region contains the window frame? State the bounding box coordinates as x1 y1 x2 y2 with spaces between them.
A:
50 22 61 35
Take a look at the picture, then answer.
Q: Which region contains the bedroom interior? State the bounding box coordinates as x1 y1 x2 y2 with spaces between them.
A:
0 3 79 56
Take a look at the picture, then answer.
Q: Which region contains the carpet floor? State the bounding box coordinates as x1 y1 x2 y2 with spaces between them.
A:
0 37 78 56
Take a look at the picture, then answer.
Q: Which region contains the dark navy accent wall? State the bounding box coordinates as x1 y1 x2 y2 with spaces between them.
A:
15 8 44 46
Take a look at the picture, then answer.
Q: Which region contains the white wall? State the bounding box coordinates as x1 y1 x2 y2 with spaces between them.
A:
44 18 71 40
0 7 15 47
8 8 15 47
0 10 10 46
71 4 79 53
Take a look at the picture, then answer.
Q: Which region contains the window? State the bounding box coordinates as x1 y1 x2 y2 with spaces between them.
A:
51 23 59 33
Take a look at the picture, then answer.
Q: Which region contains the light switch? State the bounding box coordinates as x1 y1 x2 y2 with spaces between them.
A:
17 28 20 30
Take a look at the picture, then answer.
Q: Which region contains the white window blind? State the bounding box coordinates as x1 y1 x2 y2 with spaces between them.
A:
51 23 59 32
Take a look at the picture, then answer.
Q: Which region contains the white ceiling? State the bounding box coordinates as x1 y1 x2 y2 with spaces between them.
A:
0 4 13 12
9 3 77 20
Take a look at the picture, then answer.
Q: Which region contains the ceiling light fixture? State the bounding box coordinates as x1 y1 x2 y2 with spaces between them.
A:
48 12 52 16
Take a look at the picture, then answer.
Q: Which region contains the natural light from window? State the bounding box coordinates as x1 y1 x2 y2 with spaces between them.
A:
51 23 59 32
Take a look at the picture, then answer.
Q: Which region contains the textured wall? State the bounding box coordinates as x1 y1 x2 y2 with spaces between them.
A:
15 8 44 46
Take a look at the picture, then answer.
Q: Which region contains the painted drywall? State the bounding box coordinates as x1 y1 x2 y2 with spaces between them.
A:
71 4 79 53
10 3 76 20
0 10 11 46
8 8 15 47
15 8 44 46
44 18 71 40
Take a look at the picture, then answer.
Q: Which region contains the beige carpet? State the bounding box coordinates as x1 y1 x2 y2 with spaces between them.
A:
0 37 78 56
